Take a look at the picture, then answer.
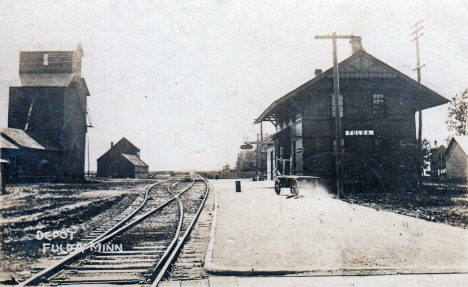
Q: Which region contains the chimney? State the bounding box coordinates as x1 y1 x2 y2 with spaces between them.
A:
315 69 322 76
350 36 363 54
111 142 114 148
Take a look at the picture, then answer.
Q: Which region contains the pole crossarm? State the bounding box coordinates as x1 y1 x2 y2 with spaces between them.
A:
411 26 423 36
410 19 424 29
411 21 425 78
411 33 424 42
413 64 426 71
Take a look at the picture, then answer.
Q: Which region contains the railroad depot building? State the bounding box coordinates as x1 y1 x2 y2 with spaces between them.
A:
3 43 90 182
256 39 448 191
97 138 149 179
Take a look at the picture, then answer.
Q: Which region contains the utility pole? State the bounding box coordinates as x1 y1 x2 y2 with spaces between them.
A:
87 136 90 178
411 20 426 188
256 133 259 178
315 33 356 198
260 122 263 180
0 149 5 194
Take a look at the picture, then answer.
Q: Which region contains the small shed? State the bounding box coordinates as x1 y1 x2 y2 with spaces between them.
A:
445 136 468 181
97 138 149 179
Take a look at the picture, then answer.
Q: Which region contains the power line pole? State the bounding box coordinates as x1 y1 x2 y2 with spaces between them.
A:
87 136 90 178
260 121 263 180
256 133 259 178
411 20 425 189
0 149 5 194
315 33 356 199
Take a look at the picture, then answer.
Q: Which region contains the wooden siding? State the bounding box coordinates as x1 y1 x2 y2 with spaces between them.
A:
62 86 87 178
97 138 148 179
8 87 65 137
135 166 149 179
20 51 75 74
6 45 88 182
446 143 468 180
270 76 419 190
6 86 87 180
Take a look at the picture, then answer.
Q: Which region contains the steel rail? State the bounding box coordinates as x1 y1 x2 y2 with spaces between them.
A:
148 178 198 275
53 178 196 286
70 178 196 285
20 175 204 286
150 174 210 287
90 178 176 244
19 178 175 286
141 179 192 285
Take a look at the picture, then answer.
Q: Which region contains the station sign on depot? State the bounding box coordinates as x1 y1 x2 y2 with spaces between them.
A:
345 130 374 136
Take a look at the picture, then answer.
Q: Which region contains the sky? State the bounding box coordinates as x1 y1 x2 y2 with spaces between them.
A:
0 0 467 171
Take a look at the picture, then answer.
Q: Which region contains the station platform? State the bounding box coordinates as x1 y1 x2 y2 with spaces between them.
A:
200 178 468 285
159 274 468 287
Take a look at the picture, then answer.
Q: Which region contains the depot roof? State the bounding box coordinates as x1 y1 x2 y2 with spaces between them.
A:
255 50 449 123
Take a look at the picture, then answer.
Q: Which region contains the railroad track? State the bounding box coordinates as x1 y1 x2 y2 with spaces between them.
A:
19 174 210 286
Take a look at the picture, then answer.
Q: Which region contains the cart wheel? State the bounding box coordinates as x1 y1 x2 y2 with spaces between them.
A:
290 179 299 196
275 180 281 195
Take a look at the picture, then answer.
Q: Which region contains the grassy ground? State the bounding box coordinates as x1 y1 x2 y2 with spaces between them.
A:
342 180 468 230
0 179 161 282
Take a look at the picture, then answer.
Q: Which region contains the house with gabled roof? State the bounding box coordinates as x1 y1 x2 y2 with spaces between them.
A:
97 138 149 179
446 136 468 181
255 38 449 191
430 144 447 179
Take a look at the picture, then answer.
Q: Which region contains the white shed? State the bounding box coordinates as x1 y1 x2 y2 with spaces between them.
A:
446 136 468 181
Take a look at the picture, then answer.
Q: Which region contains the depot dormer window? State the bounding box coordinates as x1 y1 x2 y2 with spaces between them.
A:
43 53 49 66
372 94 386 118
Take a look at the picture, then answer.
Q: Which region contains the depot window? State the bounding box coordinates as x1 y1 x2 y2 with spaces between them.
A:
372 94 386 118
